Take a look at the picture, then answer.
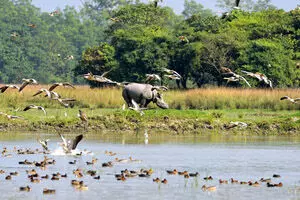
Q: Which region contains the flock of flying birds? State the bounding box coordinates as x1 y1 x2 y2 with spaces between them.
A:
0 78 78 119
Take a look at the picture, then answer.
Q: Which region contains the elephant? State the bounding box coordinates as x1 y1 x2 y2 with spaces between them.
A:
122 83 169 109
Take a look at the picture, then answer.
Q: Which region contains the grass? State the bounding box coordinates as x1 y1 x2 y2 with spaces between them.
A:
0 85 299 134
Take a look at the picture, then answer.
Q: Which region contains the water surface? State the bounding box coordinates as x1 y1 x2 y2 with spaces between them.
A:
0 132 299 200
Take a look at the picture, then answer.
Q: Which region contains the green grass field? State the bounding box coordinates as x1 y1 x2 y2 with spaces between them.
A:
0 85 299 134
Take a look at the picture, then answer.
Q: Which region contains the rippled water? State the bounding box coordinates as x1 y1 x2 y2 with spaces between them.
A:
0 132 300 200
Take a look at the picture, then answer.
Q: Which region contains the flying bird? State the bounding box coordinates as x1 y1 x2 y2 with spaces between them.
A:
48 82 75 91
52 98 76 108
33 88 51 98
0 85 20 93
23 105 47 115
280 96 300 104
64 55 74 60
38 139 49 151
241 70 272 88
163 68 182 79
164 74 181 80
19 78 38 92
27 24 36 28
58 133 83 153
223 72 251 87
145 74 161 83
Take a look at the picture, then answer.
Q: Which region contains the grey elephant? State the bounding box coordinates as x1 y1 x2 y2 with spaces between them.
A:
122 83 169 109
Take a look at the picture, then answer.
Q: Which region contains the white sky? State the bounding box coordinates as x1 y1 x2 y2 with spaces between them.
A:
31 0 299 13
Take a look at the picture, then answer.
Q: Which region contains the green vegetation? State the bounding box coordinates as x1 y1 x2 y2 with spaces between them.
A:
0 0 299 88
0 86 298 134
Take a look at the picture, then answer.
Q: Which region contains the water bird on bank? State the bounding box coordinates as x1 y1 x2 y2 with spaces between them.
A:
33 88 51 98
0 112 23 120
49 82 75 91
280 96 300 104
58 133 83 154
0 85 20 93
23 105 47 115
19 78 38 92
225 121 248 129
78 110 88 124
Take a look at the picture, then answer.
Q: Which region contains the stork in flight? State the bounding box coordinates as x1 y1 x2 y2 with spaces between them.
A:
280 96 300 104
23 105 47 115
19 78 38 92
58 133 83 154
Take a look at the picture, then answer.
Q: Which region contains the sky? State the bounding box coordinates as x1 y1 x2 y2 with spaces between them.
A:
31 0 299 13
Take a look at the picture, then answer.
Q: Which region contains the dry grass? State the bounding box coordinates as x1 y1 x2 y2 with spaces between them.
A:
0 85 299 111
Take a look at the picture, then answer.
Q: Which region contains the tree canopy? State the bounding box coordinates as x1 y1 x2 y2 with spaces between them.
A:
0 0 299 88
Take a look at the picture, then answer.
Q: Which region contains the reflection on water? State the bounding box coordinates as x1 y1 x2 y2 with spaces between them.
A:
0 132 299 200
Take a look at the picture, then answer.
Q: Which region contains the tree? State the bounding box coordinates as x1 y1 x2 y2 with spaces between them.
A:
74 43 118 86
182 0 213 19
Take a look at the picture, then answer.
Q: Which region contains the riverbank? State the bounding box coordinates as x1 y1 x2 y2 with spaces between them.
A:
0 109 299 135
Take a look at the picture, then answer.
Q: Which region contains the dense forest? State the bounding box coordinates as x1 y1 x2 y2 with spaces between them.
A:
0 0 299 88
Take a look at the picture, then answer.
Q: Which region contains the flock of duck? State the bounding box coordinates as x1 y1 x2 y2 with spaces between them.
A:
0 138 285 196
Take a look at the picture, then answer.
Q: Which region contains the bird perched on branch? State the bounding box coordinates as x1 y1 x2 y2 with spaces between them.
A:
0 85 20 93
49 82 75 91
23 105 47 115
280 96 300 104
58 133 83 153
19 78 38 92
33 88 51 98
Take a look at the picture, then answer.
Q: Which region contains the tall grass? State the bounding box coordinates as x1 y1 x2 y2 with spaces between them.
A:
0 85 299 111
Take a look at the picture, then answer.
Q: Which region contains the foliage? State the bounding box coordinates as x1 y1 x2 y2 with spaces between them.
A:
0 0 299 88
